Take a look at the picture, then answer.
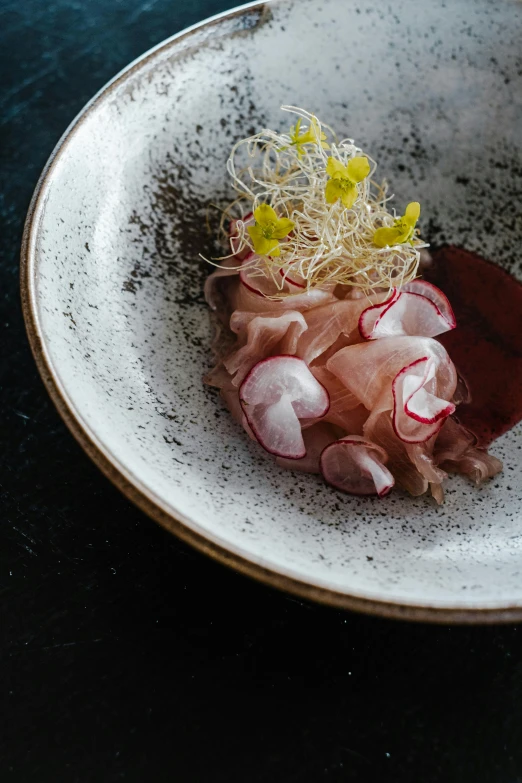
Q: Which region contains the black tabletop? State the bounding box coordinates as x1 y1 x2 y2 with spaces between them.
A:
2 1 522 781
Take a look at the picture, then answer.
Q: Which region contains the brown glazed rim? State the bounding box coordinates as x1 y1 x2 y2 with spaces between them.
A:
20 0 522 625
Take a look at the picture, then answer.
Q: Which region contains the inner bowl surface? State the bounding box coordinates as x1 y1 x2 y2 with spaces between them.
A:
22 0 522 621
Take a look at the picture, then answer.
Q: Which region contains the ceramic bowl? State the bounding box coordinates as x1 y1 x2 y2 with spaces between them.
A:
22 0 522 622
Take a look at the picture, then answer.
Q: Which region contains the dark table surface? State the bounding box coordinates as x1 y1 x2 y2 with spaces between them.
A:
2 1 522 781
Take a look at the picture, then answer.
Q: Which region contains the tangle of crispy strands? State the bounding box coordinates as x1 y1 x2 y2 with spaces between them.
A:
214 106 427 298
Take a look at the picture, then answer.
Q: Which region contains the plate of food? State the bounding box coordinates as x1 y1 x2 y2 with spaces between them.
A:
21 0 522 621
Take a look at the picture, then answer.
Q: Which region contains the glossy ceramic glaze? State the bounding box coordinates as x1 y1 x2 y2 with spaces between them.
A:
22 0 522 621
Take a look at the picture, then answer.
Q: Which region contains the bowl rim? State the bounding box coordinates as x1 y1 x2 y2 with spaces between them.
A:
20 0 522 625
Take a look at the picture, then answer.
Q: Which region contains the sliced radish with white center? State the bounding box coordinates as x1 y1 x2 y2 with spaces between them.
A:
320 436 395 497
239 356 329 458
249 395 305 457
402 279 456 328
359 288 455 340
392 357 455 443
225 310 308 385
358 289 400 339
327 336 456 415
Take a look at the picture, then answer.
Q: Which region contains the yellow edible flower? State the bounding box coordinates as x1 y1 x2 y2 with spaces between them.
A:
373 202 421 247
247 204 295 257
324 156 370 209
284 116 329 157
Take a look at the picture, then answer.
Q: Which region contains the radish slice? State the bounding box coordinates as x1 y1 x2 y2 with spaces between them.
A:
364 410 429 497
358 289 400 339
296 298 370 364
239 253 306 298
224 310 308 385
276 422 338 473
430 482 445 505
327 336 457 416
303 367 368 432
439 448 503 485
310 366 360 413
205 213 256 309
359 289 455 340
231 276 337 313
204 257 240 311
434 416 477 463
239 356 330 458
406 442 447 485
239 252 284 297
392 357 455 443
279 266 306 289
453 374 471 406
402 279 456 328
220 389 257 441
434 418 502 483
320 436 395 497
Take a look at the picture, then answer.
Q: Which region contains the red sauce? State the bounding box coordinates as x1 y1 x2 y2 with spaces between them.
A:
423 246 522 447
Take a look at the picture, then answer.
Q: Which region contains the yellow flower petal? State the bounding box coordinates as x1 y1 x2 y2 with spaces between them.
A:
346 156 370 184
272 217 295 239
253 203 278 227
325 179 342 204
373 226 403 248
300 117 321 145
404 201 420 225
248 225 269 254
286 117 329 156
247 225 280 256
292 118 302 138
310 116 320 135
298 129 314 145
340 184 357 209
326 157 346 178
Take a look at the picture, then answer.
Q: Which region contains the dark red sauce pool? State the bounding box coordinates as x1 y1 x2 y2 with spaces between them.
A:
424 246 522 447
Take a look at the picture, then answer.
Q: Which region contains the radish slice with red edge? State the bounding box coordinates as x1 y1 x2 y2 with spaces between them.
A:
359 288 456 340
239 254 310 299
239 356 329 458
402 279 456 328
320 436 395 497
276 422 338 473
220 389 257 441
358 289 400 339
239 252 284 297
232 277 337 313
392 357 455 443
279 266 306 289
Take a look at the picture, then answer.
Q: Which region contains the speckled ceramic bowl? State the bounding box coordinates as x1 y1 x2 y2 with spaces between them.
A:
22 0 522 622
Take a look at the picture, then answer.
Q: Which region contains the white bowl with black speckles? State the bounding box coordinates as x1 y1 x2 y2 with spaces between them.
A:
22 0 522 622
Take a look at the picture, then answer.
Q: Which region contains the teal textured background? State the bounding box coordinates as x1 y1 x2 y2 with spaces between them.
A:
1 2 522 781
